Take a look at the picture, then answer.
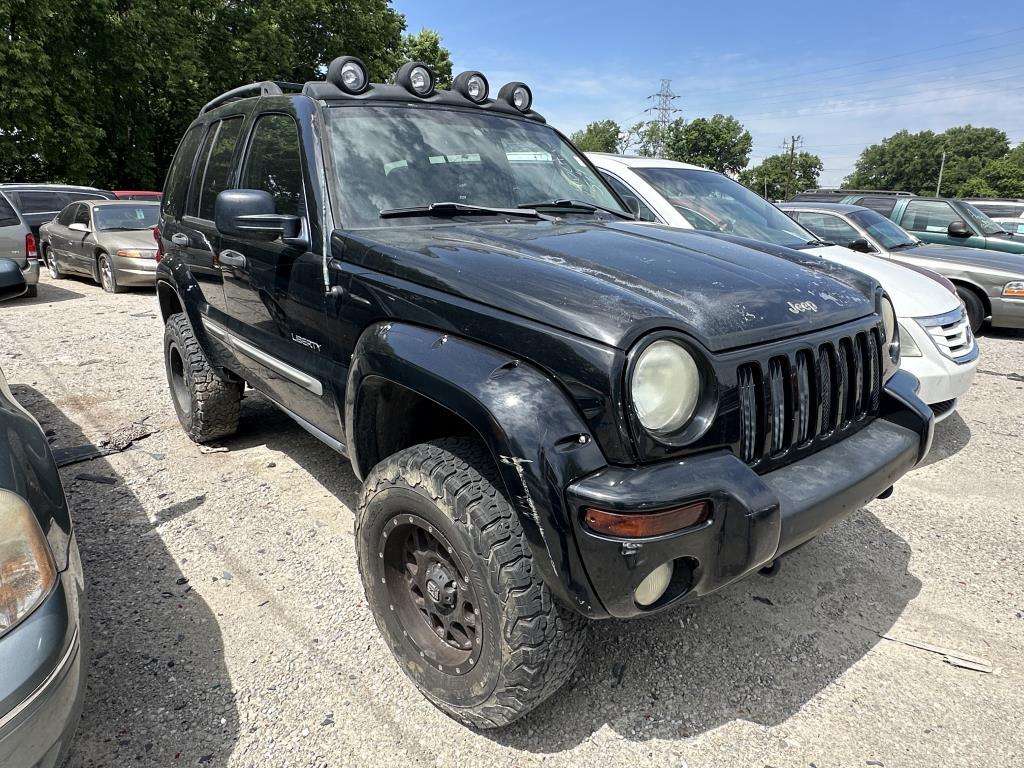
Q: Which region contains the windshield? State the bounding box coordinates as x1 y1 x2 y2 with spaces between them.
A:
634 167 813 247
93 204 159 231
325 105 623 228
960 201 1008 236
847 208 919 249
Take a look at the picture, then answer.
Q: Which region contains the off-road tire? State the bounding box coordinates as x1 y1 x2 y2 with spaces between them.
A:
356 438 588 728
957 287 986 334
163 313 241 443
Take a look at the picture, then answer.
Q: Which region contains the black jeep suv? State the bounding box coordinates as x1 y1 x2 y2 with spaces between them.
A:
155 58 933 728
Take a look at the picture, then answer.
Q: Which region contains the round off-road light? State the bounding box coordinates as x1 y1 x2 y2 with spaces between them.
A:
634 562 673 607
498 81 532 112
452 70 489 103
396 61 435 97
327 56 370 94
631 340 701 434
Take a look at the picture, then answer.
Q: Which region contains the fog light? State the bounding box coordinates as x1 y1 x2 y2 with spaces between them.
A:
453 70 489 103
396 62 435 97
498 81 532 112
327 56 370 95
634 562 673 607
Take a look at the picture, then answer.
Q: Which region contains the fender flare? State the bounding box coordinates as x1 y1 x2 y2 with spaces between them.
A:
155 263 232 379
345 321 612 617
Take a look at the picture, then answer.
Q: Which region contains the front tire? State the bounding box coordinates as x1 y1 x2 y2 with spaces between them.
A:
957 287 985 333
23 284 37 298
163 313 242 443
46 247 64 279
356 438 588 728
98 253 126 293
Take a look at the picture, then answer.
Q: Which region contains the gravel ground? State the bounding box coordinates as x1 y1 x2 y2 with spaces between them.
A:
1 274 1022 768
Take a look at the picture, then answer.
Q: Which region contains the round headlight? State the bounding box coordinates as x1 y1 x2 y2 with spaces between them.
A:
453 71 489 103
497 81 533 112
631 340 701 434
327 56 370 94
396 62 436 97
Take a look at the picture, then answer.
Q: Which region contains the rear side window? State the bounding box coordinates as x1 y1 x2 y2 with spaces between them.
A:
162 124 206 219
241 114 307 217
13 191 65 214
195 117 245 220
853 196 897 216
57 204 77 226
0 194 19 227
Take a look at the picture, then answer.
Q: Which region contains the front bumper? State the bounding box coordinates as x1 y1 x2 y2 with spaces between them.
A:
989 296 1024 329
0 535 86 768
21 259 39 286
899 327 977 407
110 254 157 286
566 370 933 619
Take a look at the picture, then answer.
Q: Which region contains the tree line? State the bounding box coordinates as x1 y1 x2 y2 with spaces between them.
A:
0 0 451 189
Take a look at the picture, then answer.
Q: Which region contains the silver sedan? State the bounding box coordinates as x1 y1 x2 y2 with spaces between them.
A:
39 200 160 293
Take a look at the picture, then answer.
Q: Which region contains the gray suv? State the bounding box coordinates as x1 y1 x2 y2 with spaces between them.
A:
0 185 116 298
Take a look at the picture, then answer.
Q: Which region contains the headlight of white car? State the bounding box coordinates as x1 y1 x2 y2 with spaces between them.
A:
0 490 57 637
880 295 900 364
631 340 701 434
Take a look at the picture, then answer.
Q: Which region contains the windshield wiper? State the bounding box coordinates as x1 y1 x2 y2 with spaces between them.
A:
890 241 918 250
518 199 636 220
380 202 555 221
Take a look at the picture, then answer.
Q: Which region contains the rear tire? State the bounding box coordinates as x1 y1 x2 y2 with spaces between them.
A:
356 437 588 728
957 287 985 334
163 313 241 443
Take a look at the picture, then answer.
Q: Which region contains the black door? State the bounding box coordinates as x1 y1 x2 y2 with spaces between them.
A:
220 111 335 434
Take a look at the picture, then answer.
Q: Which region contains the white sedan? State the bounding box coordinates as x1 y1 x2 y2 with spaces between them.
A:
587 153 977 420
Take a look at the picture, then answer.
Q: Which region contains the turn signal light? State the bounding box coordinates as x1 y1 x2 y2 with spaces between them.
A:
583 500 710 538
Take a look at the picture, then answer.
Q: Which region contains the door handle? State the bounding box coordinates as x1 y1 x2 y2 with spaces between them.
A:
171 233 189 247
219 250 246 268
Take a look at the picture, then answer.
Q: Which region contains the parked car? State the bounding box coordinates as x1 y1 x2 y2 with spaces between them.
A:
587 154 975 419
0 259 87 768
0 184 116 298
992 217 1024 235
780 202 1024 334
791 190 1024 256
113 190 163 201
39 200 160 293
963 198 1024 219
155 59 932 727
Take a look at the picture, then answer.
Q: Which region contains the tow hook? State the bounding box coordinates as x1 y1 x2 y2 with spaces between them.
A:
877 485 894 500
759 560 780 578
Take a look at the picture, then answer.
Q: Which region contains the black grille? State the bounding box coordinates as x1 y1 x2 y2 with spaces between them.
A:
737 327 883 467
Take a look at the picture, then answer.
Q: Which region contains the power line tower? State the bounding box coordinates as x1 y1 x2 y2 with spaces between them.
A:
781 134 803 199
644 79 681 156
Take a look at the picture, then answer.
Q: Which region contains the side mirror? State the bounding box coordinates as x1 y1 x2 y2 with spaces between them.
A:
69 222 89 233
947 220 972 238
619 194 641 219
0 258 27 302
848 238 874 253
215 189 305 246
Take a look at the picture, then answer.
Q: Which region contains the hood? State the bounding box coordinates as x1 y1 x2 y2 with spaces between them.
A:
901 242 1024 275
805 244 960 319
95 229 157 251
335 220 876 352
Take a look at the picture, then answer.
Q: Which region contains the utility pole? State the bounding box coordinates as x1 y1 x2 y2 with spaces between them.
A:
782 135 803 200
644 79 681 157
936 151 946 196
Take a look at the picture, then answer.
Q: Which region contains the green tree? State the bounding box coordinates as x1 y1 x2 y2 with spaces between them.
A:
398 28 453 89
0 1 452 189
662 114 752 175
570 119 621 153
940 125 1009 195
739 152 823 200
959 145 1024 198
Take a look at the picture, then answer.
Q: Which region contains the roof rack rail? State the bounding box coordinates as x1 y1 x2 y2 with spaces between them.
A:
797 188 916 197
200 81 304 114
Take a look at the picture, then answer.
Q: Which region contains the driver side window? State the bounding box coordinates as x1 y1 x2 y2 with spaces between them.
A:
795 212 860 246
73 204 91 228
901 200 959 233
599 172 658 222
57 204 77 226
242 114 307 218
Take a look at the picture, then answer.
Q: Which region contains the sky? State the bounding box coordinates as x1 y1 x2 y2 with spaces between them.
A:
397 1 1024 187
